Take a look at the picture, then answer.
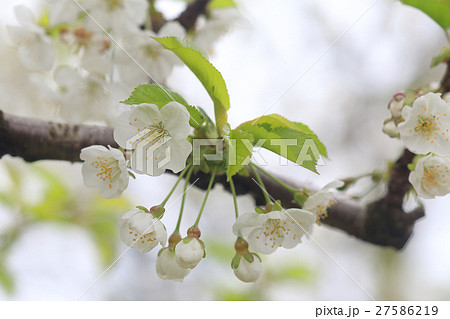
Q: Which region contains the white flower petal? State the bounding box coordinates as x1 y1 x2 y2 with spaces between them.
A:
398 93 450 156
247 227 280 254
118 210 167 253
232 212 264 237
409 154 450 199
175 238 204 269
80 145 129 198
160 138 192 174
233 255 262 283
160 102 191 139
156 248 190 282
14 5 34 25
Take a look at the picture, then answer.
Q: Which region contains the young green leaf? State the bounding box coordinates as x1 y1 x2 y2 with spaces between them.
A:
431 47 450 67
223 124 254 180
121 84 205 128
153 36 230 135
237 115 327 173
209 0 237 9
401 0 450 32
0 266 14 294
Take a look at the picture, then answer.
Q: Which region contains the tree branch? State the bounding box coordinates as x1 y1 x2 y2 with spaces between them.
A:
0 110 421 250
2 60 449 251
0 111 116 162
175 0 211 31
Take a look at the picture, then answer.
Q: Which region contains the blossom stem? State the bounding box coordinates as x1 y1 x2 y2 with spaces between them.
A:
250 163 296 193
249 163 272 205
175 165 195 233
160 164 192 207
193 167 217 227
229 176 239 219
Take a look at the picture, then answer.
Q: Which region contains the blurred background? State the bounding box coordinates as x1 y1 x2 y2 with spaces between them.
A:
0 0 449 300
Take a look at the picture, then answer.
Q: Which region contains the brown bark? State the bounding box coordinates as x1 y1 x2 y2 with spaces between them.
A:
0 110 422 249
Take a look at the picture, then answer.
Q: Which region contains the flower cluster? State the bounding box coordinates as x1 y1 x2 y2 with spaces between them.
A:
383 92 450 199
80 102 192 198
115 181 341 284
5 2 242 124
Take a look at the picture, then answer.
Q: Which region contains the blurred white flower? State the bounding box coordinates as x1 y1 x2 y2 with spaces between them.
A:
194 8 244 52
303 180 344 225
174 238 205 269
232 253 262 283
115 22 185 87
54 65 127 125
382 119 399 138
82 0 148 37
113 102 192 176
6 5 55 71
232 209 315 254
398 93 450 156
409 154 450 199
48 0 85 26
80 145 129 198
156 247 191 281
118 209 167 253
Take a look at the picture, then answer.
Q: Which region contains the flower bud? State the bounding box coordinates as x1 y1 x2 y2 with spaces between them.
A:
175 237 205 269
156 248 190 282
150 205 165 219
382 119 399 138
388 93 405 118
232 253 262 283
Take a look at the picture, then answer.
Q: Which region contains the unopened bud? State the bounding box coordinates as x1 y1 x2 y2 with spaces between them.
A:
382 119 399 138
187 226 201 239
150 205 165 218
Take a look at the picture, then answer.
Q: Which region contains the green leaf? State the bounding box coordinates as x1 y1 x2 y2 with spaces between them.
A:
236 115 327 173
0 266 14 294
121 84 204 128
223 124 254 180
209 0 237 9
122 84 189 106
153 36 230 135
401 0 450 32
431 47 450 67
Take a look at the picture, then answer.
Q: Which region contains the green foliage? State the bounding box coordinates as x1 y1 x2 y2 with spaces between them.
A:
0 267 14 294
121 84 205 128
237 114 327 173
401 0 450 32
209 0 237 9
269 264 316 283
223 124 254 180
153 36 230 135
431 47 450 67
0 159 132 293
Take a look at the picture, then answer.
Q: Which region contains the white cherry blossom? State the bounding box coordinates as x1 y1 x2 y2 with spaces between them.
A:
115 22 185 88
54 65 127 125
48 0 84 26
232 209 316 254
303 180 344 225
409 154 450 199
194 8 244 52
114 102 192 176
82 0 148 37
156 247 190 281
80 145 129 199
6 5 55 71
118 209 167 253
398 93 450 156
